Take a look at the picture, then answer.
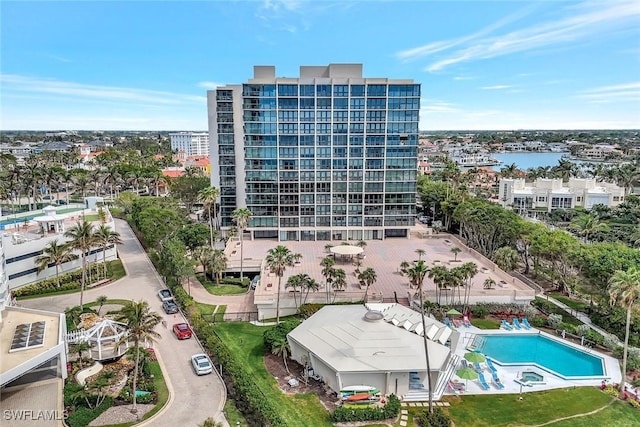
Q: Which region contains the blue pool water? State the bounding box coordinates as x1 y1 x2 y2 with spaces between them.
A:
479 334 604 377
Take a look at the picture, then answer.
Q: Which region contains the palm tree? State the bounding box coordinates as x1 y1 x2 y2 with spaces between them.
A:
450 247 461 261
301 276 320 306
415 248 426 261
459 262 478 310
64 220 97 308
428 265 448 305
331 268 347 302
116 300 162 413
272 337 291 374
569 214 609 243
483 278 496 289
357 267 377 303
206 249 227 285
608 266 640 396
232 207 253 282
404 260 434 413
93 225 122 278
69 340 91 370
198 186 220 247
265 245 302 322
96 295 108 315
320 256 335 303
493 246 519 272
34 239 76 287
286 274 304 312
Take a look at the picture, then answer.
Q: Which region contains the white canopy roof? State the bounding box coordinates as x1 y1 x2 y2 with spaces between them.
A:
330 245 363 256
287 305 450 374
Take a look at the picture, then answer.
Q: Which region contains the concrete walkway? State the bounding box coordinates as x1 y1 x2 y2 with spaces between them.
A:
20 218 229 427
186 276 257 316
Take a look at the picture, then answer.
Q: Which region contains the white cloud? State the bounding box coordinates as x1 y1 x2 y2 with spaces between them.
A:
407 1 640 72
480 85 512 90
198 81 223 90
1 74 206 106
579 81 640 103
453 76 474 81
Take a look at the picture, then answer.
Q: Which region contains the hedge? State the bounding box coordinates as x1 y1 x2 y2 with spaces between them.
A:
330 394 401 422
13 262 118 298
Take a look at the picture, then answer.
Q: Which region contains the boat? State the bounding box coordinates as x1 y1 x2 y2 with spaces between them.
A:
340 385 379 396
344 393 372 402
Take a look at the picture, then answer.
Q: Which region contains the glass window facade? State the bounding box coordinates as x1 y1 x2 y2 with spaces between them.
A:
213 67 420 239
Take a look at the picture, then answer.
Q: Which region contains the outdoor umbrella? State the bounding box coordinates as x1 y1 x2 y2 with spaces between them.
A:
446 308 463 316
455 367 479 388
464 352 486 364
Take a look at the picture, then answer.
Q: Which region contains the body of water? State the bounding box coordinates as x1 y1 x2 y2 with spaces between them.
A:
490 152 569 171
479 334 604 377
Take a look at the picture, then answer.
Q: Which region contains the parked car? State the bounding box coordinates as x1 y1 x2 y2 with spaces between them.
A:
158 289 173 302
162 300 179 314
250 275 261 290
191 353 213 375
56 199 68 205
173 323 193 340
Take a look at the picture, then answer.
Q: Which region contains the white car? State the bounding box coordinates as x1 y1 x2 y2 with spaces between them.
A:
158 289 173 302
191 353 213 376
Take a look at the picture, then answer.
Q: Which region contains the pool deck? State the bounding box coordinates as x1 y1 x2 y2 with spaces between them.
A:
446 326 622 396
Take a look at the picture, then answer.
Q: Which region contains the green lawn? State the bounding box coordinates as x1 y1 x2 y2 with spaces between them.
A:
214 305 226 323
446 387 628 427
470 318 501 329
213 322 332 427
551 400 640 426
196 302 217 316
223 399 250 427
550 293 590 312
197 274 247 295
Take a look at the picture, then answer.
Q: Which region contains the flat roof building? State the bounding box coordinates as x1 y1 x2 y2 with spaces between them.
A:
208 64 420 241
170 132 209 157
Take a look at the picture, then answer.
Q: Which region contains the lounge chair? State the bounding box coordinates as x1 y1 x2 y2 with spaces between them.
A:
461 359 470 369
512 318 522 330
448 380 465 394
522 318 533 329
478 372 491 390
486 358 497 373
474 362 484 372
463 316 471 327
491 371 505 389
444 317 455 328
501 319 513 331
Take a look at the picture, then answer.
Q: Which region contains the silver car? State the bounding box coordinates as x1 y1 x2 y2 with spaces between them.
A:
191 353 213 376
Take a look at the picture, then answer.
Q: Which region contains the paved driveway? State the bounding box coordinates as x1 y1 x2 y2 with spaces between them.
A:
21 219 229 427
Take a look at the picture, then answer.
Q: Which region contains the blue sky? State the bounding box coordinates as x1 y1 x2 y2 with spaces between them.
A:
1 0 639 131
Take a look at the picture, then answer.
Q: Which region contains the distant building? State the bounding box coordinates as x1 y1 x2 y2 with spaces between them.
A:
498 178 626 212
170 132 209 156
208 63 420 240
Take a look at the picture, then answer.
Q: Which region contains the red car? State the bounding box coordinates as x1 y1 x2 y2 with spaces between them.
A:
172 323 193 340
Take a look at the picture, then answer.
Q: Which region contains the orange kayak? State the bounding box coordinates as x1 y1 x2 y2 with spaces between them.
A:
345 393 372 402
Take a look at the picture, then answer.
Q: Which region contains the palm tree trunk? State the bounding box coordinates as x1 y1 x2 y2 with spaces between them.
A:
620 307 631 396
132 339 140 412
276 276 282 322
240 230 244 281
55 264 60 287
364 284 370 303
103 244 107 278
418 285 433 413
209 204 214 248
80 254 87 308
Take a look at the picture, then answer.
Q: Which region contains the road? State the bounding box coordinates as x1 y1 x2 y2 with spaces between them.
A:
21 218 229 427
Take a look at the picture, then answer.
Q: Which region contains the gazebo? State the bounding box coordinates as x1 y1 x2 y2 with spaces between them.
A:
34 205 68 234
329 245 364 262
83 319 129 362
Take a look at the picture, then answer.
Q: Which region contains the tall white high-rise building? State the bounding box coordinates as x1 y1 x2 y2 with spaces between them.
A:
170 132 209 156
208 64 420 241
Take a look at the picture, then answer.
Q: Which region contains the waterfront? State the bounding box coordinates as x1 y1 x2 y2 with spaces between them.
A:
490 152 569 171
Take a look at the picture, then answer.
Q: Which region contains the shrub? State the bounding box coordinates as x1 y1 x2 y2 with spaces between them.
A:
603 334 621 350
532 316 547 327
603 385 619 397
558 322 577 334
263 319 300 352
415 407 451 427
547 313 563 329
299 304 324 319
66 397 113 427
628 398 640 409
471 306 489 318
576 324 591 337
330 394 401 422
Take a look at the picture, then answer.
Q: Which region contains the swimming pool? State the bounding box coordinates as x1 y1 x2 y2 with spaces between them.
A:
478 334 604 377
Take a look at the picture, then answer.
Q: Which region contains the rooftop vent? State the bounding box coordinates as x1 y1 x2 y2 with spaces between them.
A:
363 310 384 322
